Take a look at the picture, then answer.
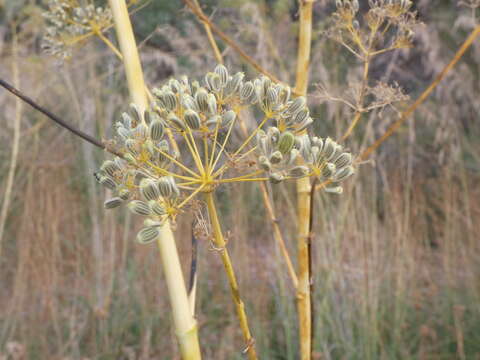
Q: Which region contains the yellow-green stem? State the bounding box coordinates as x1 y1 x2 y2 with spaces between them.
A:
108 1 201 358
108 0 147 112
294 1 314 359
205 192 258 360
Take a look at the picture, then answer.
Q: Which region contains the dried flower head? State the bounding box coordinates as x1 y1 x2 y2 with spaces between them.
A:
42 0 113 59
96 65 355 244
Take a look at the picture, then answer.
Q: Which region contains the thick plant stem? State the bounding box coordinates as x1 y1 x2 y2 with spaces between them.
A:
108 1 201 358
108 0 147 112
294 1 314 360
204 192 258 360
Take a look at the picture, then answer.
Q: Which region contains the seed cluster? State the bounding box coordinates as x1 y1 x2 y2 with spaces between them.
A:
95 65 355 244
42 0 113 59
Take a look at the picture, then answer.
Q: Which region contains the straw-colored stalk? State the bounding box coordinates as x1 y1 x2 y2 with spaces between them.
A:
205 192 258 360
294 1 314 360
107 1 201 358
0 25 22 258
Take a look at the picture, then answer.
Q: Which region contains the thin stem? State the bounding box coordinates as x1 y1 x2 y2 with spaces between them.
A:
146 161 199 182
205 192 258 360
177 184 206 209
192 0 223 63
232 116 268 158
182 131 205 174
187 129 205 173
359 25 480 161
259 182 298 288
217 177 269 184
152 145 201 178
210 113 237 172
182 0 298 94
96 30 123 58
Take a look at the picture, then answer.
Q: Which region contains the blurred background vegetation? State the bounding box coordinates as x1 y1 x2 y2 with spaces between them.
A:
0 0 479 359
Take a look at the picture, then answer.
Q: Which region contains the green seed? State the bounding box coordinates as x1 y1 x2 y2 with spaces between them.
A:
136 226 160 244
278 131 295 154
128 200 151 216
104 197 123 209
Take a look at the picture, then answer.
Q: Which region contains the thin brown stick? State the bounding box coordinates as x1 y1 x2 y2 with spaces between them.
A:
183 0 293 89
191 0 223 63
0 78 123 157
359 25 480 161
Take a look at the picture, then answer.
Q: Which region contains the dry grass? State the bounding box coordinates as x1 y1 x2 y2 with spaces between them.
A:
1 1 479 359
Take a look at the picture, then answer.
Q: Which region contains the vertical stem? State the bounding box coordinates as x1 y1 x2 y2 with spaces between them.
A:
0 24 22 258
204 192 258 360
107 1 201 358
108 0 148 112
294 1 314 360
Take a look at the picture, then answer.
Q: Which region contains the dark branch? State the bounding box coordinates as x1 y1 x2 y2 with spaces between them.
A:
0 78 123 158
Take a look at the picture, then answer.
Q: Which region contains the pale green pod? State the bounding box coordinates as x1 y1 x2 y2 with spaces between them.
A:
258 155 271 171
168 176 180 198
286 96 306 115
117 126 130 139
214 64 229 85
143 139 155 156
322 137 336 160
195 88 209 112
334 153 352 170
206 115 221 127
267 126 281 144
222 110 236 126
329 144 344 162
287 148 299 165
118 188 130 200
104 197 123 209
125 139 139 156
311 146 320 164
269 172 284 184
121 112 133 128
205 72 221 92
136 123 149 139
296 117 313 132
168 79 181 93
158 177 173 198
224 72 244 96
128 200 151 216
278 131 295 154
149 119 164 141
140 178 160 201
101 160 119 178
270 151 283 164
149 200 167 216
240 81 255 101
184 109 201 130
290 166 309 178
334 165 354 182
136 226 160 244
264 87 278 112
144 110 157 125
294 108 309 125
278 85 291 104
324 185 343 194
259 136 269 155
207 93 217 115
168 113 186 131
157 140 170 164
322 162 336 179
144 218 163 227
162 91 177 110
124 153 137 165
191 80 200 96
99 176 117 190
114 157 126 170
181 94 198 111
129 103 143 124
